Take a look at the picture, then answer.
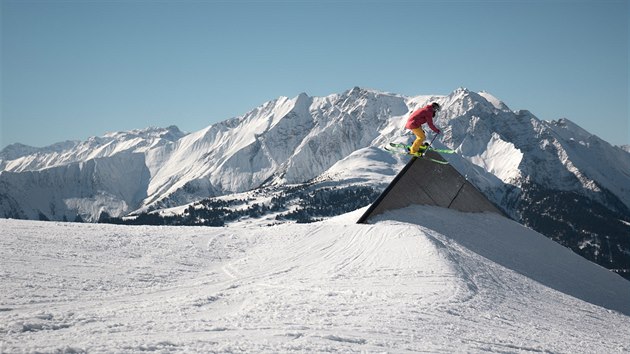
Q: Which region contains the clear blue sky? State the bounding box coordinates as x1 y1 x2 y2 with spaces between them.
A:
1 0 628 149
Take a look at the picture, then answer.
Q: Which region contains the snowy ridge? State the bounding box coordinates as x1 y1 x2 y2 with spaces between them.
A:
0 126 186 173
478 90 511 112
436 88 630 213
1 206 628 352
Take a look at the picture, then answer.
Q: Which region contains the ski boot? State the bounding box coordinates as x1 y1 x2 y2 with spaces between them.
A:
409 142 430 157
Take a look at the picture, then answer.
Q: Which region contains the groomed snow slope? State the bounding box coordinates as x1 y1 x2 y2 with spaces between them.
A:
1 208 629 353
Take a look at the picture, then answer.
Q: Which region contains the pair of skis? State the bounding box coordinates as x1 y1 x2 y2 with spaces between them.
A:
384 142 455 164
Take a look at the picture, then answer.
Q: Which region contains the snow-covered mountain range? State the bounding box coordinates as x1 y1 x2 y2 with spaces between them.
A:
1 87 629 277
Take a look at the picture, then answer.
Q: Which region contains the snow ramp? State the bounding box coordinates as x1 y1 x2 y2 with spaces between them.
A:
2 215 630 353
357 150 504 224
372 206 630 317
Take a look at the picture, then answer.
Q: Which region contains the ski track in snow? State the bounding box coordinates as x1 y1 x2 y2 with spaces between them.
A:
1 209 629 353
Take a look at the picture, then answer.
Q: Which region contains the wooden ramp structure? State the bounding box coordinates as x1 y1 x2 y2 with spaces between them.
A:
357 150 505 224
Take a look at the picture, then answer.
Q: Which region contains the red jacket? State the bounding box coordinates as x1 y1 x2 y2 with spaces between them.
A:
405 105 440 133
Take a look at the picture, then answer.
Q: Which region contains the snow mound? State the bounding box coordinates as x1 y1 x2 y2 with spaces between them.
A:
316 147 400 185
374 205 630 315
1 207 628 353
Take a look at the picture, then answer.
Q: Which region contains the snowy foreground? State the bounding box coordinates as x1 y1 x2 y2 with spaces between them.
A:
1 207 629 353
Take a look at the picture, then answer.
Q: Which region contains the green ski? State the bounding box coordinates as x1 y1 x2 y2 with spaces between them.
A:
384 144 450 165
388 142 456 154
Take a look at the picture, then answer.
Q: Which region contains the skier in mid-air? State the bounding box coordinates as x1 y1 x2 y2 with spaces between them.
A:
405 102 442 156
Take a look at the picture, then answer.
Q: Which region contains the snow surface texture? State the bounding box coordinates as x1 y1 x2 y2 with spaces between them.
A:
1 207 629 353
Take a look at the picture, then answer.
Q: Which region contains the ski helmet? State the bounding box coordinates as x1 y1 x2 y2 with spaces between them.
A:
432 103 441 112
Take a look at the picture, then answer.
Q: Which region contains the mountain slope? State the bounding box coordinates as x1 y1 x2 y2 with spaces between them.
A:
1 207 628 353
439 88 630 212
0 126 186 173
0 88 415 220
0 126 185 221
138 88 414 211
